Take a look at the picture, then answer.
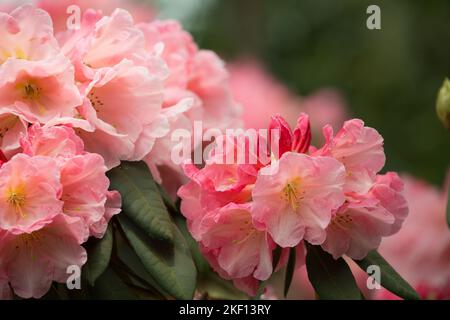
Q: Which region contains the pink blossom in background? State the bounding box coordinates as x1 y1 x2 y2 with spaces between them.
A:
228 60 299 130
228 60 348 132
376 176 450 299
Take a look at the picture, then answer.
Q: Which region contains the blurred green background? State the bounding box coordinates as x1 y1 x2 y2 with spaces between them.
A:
152 0 450 186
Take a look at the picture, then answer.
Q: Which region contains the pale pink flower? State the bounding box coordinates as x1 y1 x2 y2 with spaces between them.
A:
90 190 121 238
198 203 274 281
0 54 82 124
0 214 88 299
314 119 386 194
321 172 408 260
37 0 156 33
139 20 241 187
376 176 450 299
60 8 150 81
0 111 27 159
20 124 121 238
252 152 346 247
140 20 239 130
75 59 168 168
59 153 114 238
0 153 63 233
21 123 84 158
0 5 59 65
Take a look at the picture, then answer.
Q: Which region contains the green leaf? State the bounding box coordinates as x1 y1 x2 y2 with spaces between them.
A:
354 250 420 300
114 226 169 298
305 244 361 300
108 161 173 242
90 267 138 299
446 188 450 230
82 224 113 286
284 247 296 297
118 215 197 299
272 246 282 270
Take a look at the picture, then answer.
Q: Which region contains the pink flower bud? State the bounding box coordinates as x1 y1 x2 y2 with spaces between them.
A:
292 113 311 153
0 150 6 167
269 114 293 157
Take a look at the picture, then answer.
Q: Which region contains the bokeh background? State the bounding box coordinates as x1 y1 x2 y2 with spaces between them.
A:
149 0 450 186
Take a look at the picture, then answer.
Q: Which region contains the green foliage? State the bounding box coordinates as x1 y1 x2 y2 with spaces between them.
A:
355 250 420 300
108 161 174 242
305 244 361 300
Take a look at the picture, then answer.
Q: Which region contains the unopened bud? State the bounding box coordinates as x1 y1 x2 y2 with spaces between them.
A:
436 78 450 130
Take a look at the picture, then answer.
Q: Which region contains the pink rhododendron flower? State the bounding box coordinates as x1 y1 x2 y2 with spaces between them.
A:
321 172 408 260
314 119 386 194
75 59 168 168
0 153 63 233
139 20 241 187
311 119 408 260
0 5 59 64
200 203 274 281
0 214 88 299
54 8 172 169
376 176 450 299
36 0 156 33
21 124 121 238
252 152 346 247
0 6 81 125
0 111 27 159
21 122 84 158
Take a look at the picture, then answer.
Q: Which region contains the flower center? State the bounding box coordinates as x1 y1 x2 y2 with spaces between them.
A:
7 185 26 218
282 178 304 210
0 114 19 139
0 47 27 64
329 213 353 230
88 90 104 112
22 83 41 100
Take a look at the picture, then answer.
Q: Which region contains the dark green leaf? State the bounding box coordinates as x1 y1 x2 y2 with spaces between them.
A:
83 224 113 286
355 250 420 300
118 215 197 299
108 161 173 242
90 267 138 300
306 244 361 300
284 247 296 297
114 226 169 298
272 246 282 270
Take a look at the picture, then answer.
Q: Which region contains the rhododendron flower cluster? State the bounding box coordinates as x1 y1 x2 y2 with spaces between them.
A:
178 113 409 295
0 3 240 299
0 124 121 298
